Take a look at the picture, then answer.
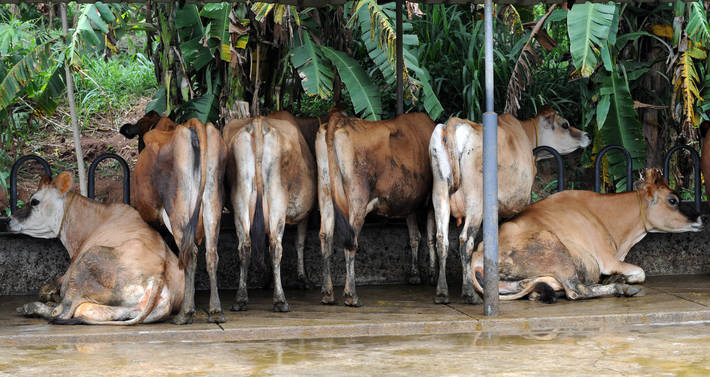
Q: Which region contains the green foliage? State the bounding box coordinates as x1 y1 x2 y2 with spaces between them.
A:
290 31 334 99
567 2 617 78
322 46 382 120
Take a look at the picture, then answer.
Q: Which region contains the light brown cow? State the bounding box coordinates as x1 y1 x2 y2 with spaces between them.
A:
268 111 331 157
120 113 227 324
472 169 703 302
429 107 590 304
9 172 183 324
222 116 316 312
317 111 436 306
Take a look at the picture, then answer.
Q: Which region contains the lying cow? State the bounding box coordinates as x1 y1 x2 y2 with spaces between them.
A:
9 172 183 324
222 115 316 312
317 111 436 306
120 113 227 324
429 106 590 304
472 169 703 302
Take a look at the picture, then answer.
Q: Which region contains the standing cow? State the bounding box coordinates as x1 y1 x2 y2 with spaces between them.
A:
120 113 227 324
429 106 590 304
472 169 703 302
317 111 436 306
222 116 316 312
9 172 184 324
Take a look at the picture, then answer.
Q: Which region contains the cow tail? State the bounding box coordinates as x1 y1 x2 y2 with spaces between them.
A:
445 119 460 194
326 123 355 250
177 126 203 269
250 118 267 260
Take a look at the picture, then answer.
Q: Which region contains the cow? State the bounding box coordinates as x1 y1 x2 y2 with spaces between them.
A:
317 111 436 307
8 172 184 324
429 106 590 304
119 113 227 324
268 111 331 157
222 115 316 312
471 168 703 302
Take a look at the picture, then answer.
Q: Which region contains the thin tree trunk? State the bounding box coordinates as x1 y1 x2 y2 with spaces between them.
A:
60 4 87 195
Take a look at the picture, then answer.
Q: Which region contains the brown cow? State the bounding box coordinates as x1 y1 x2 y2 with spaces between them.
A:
9 172 183 324
268 111 331 157
120 113 227 324
222 115 316 312
472 169 703 302
317 111 436 306
429 107 590 304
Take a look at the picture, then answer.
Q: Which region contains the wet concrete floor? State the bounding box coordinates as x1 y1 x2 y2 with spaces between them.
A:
1 323 710 376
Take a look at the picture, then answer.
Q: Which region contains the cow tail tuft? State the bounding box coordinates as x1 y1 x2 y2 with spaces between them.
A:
334 204 355 250
250 192 266 259
533 282 557 304
49 317 84 325
178 127 203 269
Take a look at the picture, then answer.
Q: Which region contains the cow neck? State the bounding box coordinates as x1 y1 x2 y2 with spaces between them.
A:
589 191 648 256
520 117 539 149
58 193 105 259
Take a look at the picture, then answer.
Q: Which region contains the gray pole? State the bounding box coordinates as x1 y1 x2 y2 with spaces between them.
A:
60 3 87 195
482 0 499 316
395 0 404 115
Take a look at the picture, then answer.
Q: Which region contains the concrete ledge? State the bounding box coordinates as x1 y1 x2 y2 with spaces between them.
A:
1 275 709 346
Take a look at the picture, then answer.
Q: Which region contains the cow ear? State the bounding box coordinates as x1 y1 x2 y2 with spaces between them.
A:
54 172 73 195
39 174 52 187
119 123 139 139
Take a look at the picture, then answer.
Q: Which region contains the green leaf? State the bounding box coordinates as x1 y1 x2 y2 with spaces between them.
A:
321 46 382 120
0 41 55 114
687 1 710 45
596 94 610 129
289 32 333 99
598 67 646 189
146 84 167 115
567 2 617 78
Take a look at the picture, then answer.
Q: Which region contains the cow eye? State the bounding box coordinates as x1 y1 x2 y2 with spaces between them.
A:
561 122 569 130
30 198 40 206
668 197 678 206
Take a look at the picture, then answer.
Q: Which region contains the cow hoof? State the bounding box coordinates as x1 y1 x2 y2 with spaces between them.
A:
208 311 226 324
463 294 482 305
273 302 291 312
171 312 194 325
230 302 248 312
344 295 363 307
434 294 449 305
321 291 336 305
408 274 422 285
621 284 642 297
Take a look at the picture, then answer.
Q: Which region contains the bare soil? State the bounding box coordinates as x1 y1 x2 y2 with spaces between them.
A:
0 97 151 215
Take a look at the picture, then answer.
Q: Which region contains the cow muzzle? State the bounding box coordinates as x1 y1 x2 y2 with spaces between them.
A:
579 132 591 148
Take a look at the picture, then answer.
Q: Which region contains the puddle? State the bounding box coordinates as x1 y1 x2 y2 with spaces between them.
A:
2 323 710 376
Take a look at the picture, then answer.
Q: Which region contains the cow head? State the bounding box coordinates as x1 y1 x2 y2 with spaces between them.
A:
535 105 591 155
8 172 74 238
636 168 703 233
119 111 166 152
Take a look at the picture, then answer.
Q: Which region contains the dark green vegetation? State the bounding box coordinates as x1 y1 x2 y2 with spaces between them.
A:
0 2 708 201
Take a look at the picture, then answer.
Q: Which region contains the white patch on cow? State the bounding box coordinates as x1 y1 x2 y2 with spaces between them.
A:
429 124 450 179
455 123 470 157
8 186 65 239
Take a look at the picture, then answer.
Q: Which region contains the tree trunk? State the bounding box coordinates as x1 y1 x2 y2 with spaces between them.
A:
61 3 87 195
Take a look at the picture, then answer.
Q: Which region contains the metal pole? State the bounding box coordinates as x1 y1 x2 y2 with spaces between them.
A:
61 3 87 195
482 0 499 316
395 0 404 115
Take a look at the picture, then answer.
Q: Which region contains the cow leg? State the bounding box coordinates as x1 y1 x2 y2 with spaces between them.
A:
432 182 451 304
561 280 641 300
232 239 251 312
203 161 225 323
270 230 289 312
406 213 422 285
17 301 56 319
172 245 197 324
426 209 437 286
343 211 366 307
459 223 481 304
295 219 312 289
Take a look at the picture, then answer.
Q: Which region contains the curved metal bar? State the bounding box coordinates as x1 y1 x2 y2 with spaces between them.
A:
594 145 633 193
10 155 52 214
533 146 565 193
663 145 701 213
87 153 130 204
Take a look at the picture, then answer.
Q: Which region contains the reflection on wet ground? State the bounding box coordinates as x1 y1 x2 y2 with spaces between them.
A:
2 322 710 376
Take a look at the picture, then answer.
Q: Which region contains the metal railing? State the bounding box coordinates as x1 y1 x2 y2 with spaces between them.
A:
533 146 565 193
9 153 130 213
594 145 633 193
663 145 702 212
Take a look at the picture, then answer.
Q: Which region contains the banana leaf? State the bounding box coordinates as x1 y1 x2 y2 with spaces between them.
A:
321 46 382 120
567 2 617 77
